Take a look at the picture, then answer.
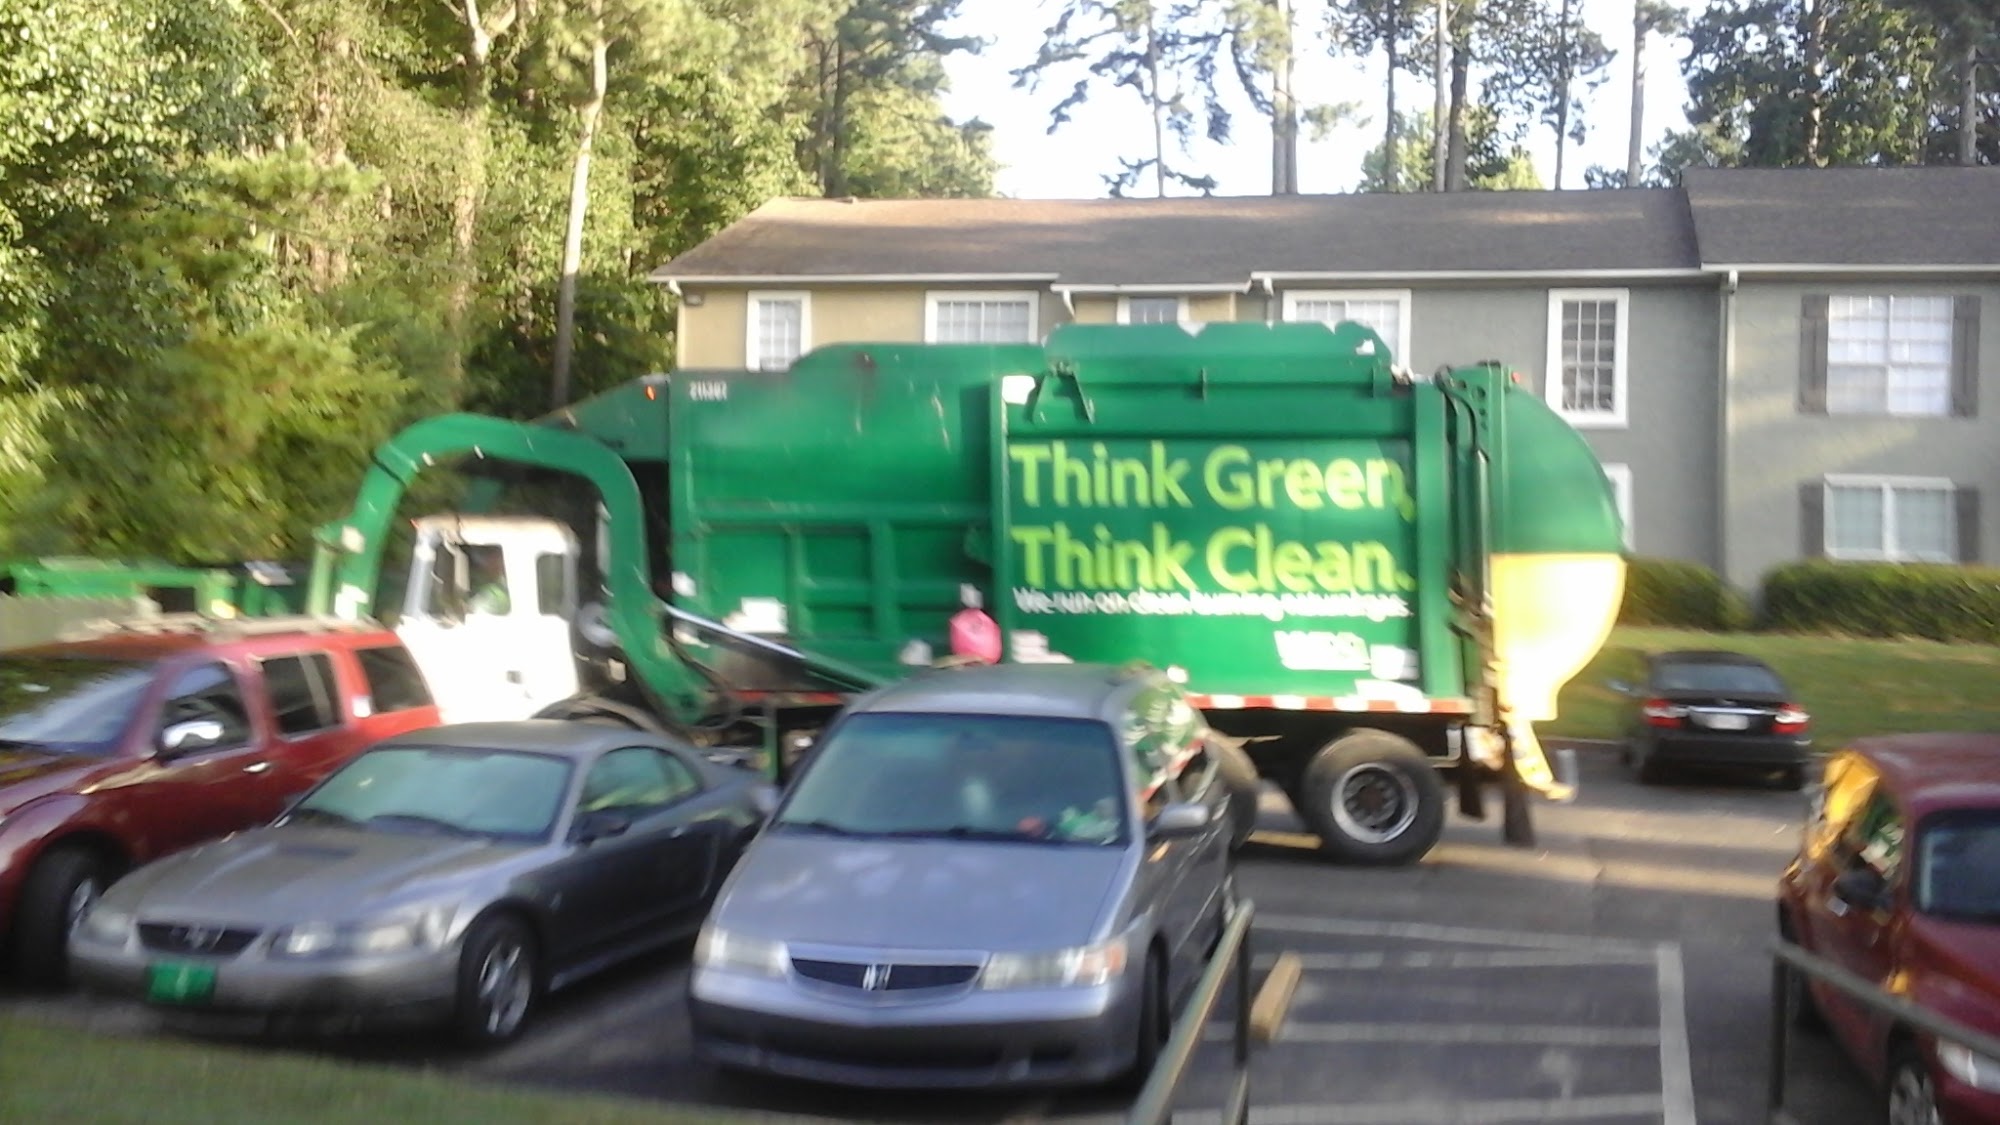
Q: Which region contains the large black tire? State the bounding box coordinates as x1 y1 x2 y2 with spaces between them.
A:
1116 949 1170 1092
11 846 109 988
1297 730 1446 866
453 913 541 1047
1211 739 1262 851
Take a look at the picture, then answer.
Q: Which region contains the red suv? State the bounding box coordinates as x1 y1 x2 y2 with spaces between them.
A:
0 617 441 986
1778 734 2000 1125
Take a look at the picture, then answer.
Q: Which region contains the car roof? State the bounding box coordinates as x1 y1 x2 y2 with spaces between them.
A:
853 663 1154 723
1851 732 2000 817
8 615 400 661
1650 649 1773 667
371 720 666 761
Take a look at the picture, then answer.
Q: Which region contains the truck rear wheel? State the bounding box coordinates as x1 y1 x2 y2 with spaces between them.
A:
1298 730 1445 866
1210 738 1262 851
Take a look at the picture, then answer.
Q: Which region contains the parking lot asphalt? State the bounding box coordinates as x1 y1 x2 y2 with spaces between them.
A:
3 746 1877 1125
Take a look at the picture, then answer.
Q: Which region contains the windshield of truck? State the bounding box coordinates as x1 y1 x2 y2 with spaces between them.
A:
776 712 1128 845
0 657 154 754
1917 812 2000 924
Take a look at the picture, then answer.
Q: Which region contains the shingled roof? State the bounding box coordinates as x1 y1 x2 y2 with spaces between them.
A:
1681 166 2000 267
653 189 1702 284
653 167 2000 284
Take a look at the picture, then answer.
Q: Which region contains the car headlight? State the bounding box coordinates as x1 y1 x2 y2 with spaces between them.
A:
80 905 134 945
694 926 788 978
981 937 1129 990
269 906 454 960
1937 1041 2000 1092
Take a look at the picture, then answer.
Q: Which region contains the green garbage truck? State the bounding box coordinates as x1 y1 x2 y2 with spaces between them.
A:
308 322 1627 864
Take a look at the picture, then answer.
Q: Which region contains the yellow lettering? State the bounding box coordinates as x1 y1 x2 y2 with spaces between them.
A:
1315 543 1353 592
1204 446 1255 510
1207 527 1258 592
1256 461 1287 509
1151 524 1196 590
1011 526 1053 585
1052 441 1090 507
1010 445 1051 507
1273 542 1316 592
1053 522 1094 587
1112 455 1148 507
1368 458 1410 517
1354 541 1398 592
1284 461 1324 509
1326 459 1367 509
1152 443 1192 507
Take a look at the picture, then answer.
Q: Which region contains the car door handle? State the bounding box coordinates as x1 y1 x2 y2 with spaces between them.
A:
670 826 687 839
243 761 272 775
1827 897 1849 918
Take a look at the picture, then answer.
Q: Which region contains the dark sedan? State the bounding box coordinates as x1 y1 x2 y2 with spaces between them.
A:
1613 650 1812 788
70 721 774 1044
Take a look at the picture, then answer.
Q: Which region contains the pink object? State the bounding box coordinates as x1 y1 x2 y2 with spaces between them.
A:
949 605 1002 663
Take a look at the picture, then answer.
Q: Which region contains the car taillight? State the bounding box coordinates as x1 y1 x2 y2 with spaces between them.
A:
1642 699 1685 728
1773 705 1810 735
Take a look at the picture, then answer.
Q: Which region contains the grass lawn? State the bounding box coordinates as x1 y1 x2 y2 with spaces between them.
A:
1545 626 2000 751
0 1015 764 1125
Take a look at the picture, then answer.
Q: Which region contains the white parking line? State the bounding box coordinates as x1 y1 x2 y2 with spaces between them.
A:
1252 949 1659 971
1206 1022 1661 1047
1656 942 1698 1125
1256 914 1657 955
1170 1093 1667 1124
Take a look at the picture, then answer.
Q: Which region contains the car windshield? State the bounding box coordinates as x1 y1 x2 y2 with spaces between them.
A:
289 746 572 842
0 657 154 754
776 712 1128 845
1653 661 1785 695
1917 812 2000 923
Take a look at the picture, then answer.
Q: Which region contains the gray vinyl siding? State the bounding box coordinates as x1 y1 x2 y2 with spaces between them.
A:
1403 284 1719 568
1722 280 2000 590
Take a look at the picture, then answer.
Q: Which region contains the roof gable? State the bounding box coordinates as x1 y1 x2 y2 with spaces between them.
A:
1683 166 2000 267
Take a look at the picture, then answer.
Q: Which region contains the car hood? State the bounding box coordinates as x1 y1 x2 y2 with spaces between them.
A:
107 825 531 924
1907 916 2000 1036
0 746 94 814
715 832 1131 953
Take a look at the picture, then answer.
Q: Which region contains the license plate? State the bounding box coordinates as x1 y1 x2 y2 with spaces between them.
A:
145 962 217 1006
1700 713 1751 731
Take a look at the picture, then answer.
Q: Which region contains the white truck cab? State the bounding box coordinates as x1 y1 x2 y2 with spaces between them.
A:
395 515 581 723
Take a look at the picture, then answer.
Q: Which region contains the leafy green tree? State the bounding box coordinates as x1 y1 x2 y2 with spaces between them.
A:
1360 108 1543 192
1326 0 1429 192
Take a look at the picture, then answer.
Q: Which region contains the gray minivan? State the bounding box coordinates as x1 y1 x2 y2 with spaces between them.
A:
688 662 1237 1089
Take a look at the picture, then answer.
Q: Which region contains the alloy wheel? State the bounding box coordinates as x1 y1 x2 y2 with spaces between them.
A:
1331 763 1420 844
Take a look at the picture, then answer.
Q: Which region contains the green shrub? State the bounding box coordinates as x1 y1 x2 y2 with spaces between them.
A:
1761 560 2000 644
1619 557 1752 631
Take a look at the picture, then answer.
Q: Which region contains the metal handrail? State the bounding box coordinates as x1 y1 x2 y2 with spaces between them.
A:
1127 897 1257 1125
1768 936 2000 1123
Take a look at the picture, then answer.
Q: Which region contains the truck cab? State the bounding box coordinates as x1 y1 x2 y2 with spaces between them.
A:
394 515 581 724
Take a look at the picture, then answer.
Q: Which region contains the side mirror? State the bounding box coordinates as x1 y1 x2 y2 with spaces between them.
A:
571 808 632 845
1833 866 1891 912
159 719 225 757
1150 801 1211 838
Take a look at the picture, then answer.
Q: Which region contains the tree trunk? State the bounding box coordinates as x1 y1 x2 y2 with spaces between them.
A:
1146 2 1167 197
551 12 608 410
1802 0 1828 165
449 0 512 395
1447 17 1470 191
828 35 851 198
1432 0 1447 190
1963 37 1980 166
1553 0 1572 189
1627 3 1647 185
1384 34 1400 191
1271 0 1298 194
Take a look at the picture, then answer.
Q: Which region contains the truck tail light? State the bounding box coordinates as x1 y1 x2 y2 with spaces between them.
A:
1773 705 1810 735
1641 699 1685 728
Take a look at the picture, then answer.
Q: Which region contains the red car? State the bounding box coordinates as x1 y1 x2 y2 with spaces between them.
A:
1779 734 2000 1125
0 617 441 986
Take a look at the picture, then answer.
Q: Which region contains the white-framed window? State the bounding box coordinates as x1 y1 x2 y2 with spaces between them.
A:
1602 462 1634 550
1281 289 1411 361
1827 296 1955 416
1118 295 1186 325
925 291 1039 343
1824 475 1956 562
1546 288 1630 428
745 292 809 371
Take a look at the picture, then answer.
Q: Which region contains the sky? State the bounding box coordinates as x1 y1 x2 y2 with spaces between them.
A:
938 0 1699 198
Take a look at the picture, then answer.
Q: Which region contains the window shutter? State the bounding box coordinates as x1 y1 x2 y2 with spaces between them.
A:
1952 296 1981 418
1957 487 1981 563
1799 295 1830 414
1800 481 1827 558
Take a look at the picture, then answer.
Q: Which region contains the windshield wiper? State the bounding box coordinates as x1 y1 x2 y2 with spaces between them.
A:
778 818 863 837
0 738 53 753
366 813 476 837
879 826 1058 843
284 806 362 830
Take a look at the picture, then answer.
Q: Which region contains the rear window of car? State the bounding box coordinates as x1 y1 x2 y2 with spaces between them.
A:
261 652 342 735
355 644 432 714
1653 661 1785 695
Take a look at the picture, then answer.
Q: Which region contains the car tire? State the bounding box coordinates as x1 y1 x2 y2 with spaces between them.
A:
1211 739 1262 851
1782 962 1827 1032
1634 748 1666 786
1885 1046 1943 1125
11 846 109 988
1298 730 1445 866
1118 949 1170 1092
453 913 540 1047
1779 765 1808 791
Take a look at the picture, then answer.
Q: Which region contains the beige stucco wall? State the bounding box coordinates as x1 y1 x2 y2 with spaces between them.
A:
678 285 1078 367
1722 280 2000 589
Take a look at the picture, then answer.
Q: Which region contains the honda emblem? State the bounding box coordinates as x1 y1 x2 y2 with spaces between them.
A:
861 963 889 991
